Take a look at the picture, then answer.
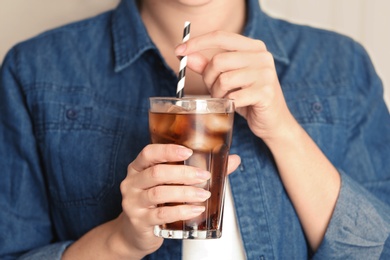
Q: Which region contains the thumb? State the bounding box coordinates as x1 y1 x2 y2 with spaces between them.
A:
227 154 241 175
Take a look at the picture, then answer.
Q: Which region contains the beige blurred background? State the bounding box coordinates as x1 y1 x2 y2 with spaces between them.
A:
0 0 389 105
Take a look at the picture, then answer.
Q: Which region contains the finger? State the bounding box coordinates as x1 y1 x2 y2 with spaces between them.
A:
203 51 274 90
129 144 193 173
208 68 255 98
175 30 266 55
227 154 241 175
140 185 211 207
185 53 209 74
148 204 206 226
132 164 211 189
225 69 279 109
186 51 252 83
208 66 269 98
202 51 251 89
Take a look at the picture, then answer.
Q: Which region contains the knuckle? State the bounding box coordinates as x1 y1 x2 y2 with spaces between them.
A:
210 30 223 38
254 39 267 50
156 207 168 221
262 84 277 101
120 180 137 214
262 52 274 64
218 73 232 88
149 165 161 180
262 67 276 81
140 144 154 159
120 177 135 198
148 186 163 203
209 54 224 69
120 179 128 195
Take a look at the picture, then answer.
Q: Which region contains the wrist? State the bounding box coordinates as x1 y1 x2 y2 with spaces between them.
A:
106 214 144 260
62 214 143 260
261 113 303 150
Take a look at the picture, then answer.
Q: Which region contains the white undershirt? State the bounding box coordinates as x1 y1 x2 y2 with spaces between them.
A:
182 180 246 260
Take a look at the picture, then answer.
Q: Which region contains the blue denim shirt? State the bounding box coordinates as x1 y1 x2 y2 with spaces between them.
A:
1 0 390 259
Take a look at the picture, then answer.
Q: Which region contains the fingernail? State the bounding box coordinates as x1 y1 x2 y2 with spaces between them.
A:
191 206 205 213
177 146 193 158
196 169 211 180
197 189 211 199
175 44 186 54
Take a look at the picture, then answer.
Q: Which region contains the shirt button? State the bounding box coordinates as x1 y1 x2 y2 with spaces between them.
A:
66 109 78 119
312 102 323 113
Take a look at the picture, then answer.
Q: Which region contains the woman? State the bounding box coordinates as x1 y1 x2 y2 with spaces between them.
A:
1 0 389 259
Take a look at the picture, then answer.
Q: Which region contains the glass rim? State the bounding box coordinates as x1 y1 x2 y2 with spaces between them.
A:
149 96 235 113
149 97 234 102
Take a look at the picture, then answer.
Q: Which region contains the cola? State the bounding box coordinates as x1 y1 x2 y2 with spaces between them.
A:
149 97 234 239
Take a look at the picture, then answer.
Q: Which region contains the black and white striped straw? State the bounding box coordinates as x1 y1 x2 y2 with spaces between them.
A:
176 21 191 98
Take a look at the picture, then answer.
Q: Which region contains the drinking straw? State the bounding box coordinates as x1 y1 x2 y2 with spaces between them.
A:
176 21 191 98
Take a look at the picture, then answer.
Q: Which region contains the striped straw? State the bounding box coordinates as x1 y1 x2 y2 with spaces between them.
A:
176 21 191 98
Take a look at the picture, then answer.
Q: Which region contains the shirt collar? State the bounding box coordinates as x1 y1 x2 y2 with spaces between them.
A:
244 0 289 65
111 0 155 72
111 0 289 72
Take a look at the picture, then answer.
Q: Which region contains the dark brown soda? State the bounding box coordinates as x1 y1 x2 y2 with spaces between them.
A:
149 111 233 231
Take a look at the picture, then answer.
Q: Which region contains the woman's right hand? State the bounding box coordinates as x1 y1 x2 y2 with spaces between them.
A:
115 144 240 258
62 144 240 259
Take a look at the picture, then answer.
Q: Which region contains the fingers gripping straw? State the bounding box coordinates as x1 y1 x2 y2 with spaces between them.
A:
176 21 191 98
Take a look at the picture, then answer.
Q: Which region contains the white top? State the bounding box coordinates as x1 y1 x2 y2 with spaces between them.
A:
182 180 246 260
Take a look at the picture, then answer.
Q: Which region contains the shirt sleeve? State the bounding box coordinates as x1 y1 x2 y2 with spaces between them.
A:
18 242 74 260
380 236 390 260
313 41 390 258
314 171 390 259
0 47 65 259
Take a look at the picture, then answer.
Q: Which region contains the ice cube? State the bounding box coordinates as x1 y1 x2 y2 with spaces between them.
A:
183 128 223 152
167 104 186 113
185 151 211 171
169 114 191 138
149 112 176 141
204 113 232 133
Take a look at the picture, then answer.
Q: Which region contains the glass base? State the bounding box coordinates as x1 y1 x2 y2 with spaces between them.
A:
154 225 222 239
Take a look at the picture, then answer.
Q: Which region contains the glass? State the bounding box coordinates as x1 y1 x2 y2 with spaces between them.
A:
149 97 234 239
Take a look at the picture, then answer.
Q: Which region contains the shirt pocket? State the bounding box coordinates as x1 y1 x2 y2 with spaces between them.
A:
286 95 352 166
32 98 124 206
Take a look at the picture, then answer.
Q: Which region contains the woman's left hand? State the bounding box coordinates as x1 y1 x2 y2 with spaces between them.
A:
175 31 295 142
175 31 342 252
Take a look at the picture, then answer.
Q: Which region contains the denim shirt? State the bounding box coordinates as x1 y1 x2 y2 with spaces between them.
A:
1 0 390 259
